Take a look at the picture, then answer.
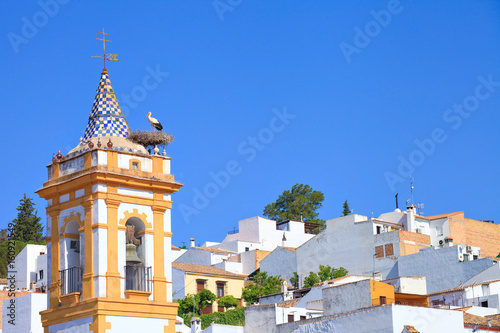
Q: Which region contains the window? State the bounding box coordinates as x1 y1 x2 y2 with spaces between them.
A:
39 270 44 280
217 282 225 297
245 247 249 252
288 314 294 323
375 245 384 258
197 280 206 293
380 296 386 305
473 255 478 260
132 161 139 171
436 226 443 236
376 226 381 234
481 300 488 308
385 244 394 257
300 316 306 321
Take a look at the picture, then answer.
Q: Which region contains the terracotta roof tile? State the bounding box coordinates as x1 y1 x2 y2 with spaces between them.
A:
277 246 296 253
462 312 500 328
191 246 236 254
402 325 420 333
172 262 246 278
171 244 180 251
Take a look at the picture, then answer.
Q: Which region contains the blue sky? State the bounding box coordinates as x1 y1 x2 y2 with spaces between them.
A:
1 0 499 247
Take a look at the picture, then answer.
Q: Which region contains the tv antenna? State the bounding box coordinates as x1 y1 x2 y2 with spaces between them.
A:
410 175 414 205
417 203 424 216
92 28 119 69
395 193 399 210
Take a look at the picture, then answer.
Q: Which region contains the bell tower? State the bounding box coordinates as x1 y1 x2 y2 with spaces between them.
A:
37 39 182 332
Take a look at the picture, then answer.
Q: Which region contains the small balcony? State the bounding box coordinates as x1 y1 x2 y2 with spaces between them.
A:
60 266 82 296
125 265 152 292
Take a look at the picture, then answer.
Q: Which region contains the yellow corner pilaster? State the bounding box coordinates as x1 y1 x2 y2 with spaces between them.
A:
105 198 121 299
82 200 94 300
48 210 61 308
89 314 111 333
152 205 168 302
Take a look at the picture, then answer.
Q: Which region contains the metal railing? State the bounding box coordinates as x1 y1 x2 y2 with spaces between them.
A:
125 265 152 292
227 228 239 235
60 266 82 295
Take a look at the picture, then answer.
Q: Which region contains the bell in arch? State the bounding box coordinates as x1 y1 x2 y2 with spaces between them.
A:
126 224 142 265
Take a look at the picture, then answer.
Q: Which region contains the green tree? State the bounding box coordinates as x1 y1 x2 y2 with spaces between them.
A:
241 272 281 304
217 295 239 310
342 200 351 216
303 272 320 288
175 289 217 317
10 194 44 243
289 272 299 289
318 265 348 281
198 289 217 314
303 265 348 288
263 184 325 230
0 241 28 278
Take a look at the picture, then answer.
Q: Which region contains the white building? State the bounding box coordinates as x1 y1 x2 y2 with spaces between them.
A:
13 244 47 290
204 217 314 253
429 279 500 313
2 292 47 333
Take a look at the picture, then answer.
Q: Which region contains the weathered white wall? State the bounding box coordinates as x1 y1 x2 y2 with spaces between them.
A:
117 187 153 198
384 276 427 295
172 268 186 299
291 305 464 333
200 324 244 333
297 214 397 286
464 263 500 285
260 247 297 282
389 245 494 293
175 248 211 266
322 279 372 316
117 154 152 172
14 245 47 290
213 261 243 274
35 253 47 290
244 304 277 333
106 315 169 332
3 293 47 333
49 316 92 332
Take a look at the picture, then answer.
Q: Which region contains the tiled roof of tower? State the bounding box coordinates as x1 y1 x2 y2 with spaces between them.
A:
83 68 130 141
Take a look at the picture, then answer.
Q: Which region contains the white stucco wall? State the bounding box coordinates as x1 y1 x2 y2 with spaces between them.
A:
49 316 92 333
200 324 244 333
3 293 47 333
259 247 297 282
322 279 372 316
117 153 152 172
14 245 47 290
106 315 168 332
297 214 398 286
291 305 464 333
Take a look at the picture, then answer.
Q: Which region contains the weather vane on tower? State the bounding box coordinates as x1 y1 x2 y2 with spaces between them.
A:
92 28 119 69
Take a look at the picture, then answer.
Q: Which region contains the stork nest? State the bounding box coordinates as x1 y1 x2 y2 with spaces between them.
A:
127 130 174 148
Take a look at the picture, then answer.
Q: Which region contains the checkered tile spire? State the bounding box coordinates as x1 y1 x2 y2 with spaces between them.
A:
83 69 130 141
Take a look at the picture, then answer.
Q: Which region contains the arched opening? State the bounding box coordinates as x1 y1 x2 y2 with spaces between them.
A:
61 220 82 295
124 217 151 292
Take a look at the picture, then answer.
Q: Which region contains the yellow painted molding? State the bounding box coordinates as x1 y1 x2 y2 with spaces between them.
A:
60 212 83 233
105 198 121 207
129 158 142 171
41 297 179 329
91 224 108 230
119 208 152 229
137 229 154 236
60 233 79 239
164 232 173 237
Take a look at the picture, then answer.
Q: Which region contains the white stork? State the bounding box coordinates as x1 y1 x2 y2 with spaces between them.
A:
147 112 163 131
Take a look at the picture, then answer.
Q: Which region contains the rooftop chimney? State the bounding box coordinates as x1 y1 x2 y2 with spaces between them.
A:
190 238 195 248
406 205 416 233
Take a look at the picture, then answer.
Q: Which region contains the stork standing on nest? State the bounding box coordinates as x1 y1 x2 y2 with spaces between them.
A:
147 112 163 131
